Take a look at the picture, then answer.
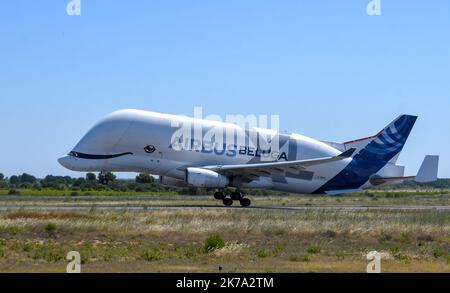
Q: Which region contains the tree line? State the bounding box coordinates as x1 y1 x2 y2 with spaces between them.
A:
0 172 449 196
0 172 184 193
0 172 282 196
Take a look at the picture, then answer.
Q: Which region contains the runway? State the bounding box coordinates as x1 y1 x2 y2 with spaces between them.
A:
1 204 450 211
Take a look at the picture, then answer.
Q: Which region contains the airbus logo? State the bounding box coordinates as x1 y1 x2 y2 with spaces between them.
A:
144 145 156 153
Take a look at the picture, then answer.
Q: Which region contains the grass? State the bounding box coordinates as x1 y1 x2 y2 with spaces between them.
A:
1 187 450 200
0 188 178 197
307 245 321 254
32 244 65 262
302 255 312 262
141 249 162 261
257 249 269 258
203 234 225 253
0 193 450 272
45 223 57 233
432 247 447 258
2 192 450 210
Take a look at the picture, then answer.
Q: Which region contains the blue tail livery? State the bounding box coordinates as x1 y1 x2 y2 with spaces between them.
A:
313 115 418 194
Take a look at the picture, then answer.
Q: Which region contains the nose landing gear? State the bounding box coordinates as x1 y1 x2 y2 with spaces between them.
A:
213 190 251 207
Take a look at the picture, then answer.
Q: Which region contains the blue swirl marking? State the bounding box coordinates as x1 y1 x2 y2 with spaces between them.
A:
313 115 417 194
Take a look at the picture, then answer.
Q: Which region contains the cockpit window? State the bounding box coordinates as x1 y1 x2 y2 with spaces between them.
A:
68 151 79 157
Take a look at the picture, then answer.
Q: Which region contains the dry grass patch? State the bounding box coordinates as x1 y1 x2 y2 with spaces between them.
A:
1 207 450 272
3 211 99 221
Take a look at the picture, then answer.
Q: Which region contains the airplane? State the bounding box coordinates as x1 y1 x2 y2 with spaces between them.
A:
58 109 439 207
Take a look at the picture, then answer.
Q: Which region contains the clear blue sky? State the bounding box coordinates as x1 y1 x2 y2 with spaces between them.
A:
0 0 449 178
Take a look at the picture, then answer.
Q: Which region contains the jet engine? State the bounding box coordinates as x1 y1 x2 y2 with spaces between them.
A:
159 176 189 187
185 167 229 188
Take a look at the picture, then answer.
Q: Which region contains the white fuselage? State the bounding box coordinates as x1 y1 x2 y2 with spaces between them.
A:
58 109 396 194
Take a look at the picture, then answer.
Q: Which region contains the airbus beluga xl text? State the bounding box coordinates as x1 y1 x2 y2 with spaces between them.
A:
59 109 439 207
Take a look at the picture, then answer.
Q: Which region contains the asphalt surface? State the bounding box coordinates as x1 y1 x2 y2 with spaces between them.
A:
1 204 450 211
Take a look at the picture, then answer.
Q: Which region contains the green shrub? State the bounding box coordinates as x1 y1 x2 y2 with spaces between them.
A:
289 254 312 262
135 186 146 192
395 253 412 263
0 225 21 235
8 189 20 195
389 245 399 255
302 254 312 262
335 250 345 260
182 247 197 259
274 243 285 254
398 233 411 243
307 245 321 254
21 242 33 252
289 254 311 262
102 251 113 261
432 247 446 258
203 234 225 253
257 249 269 258
32 244 64 262
45 223 57 233
141 249 162 261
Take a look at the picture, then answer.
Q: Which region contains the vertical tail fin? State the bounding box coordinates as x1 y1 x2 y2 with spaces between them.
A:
314 115 418 193
344 115 417 162
361 115 417 162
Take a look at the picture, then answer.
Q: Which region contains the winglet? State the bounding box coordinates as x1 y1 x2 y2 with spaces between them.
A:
415 155 439 183
339 148 356 158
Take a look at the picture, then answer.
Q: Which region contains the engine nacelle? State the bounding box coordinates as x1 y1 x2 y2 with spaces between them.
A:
185 168 229 188
159 176 189 187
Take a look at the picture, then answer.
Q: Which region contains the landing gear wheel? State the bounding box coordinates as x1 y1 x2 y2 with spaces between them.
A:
240 198 251 207
98 173 109 185
223 198 233 206
214 191 225 200
230 191 243 200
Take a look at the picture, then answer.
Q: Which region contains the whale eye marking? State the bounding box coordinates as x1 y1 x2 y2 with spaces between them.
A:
144 145 156 154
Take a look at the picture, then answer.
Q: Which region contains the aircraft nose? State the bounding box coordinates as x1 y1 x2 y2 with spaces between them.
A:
58 156 74 170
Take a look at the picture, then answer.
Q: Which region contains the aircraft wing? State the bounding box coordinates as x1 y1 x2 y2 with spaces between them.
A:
202 148 355 180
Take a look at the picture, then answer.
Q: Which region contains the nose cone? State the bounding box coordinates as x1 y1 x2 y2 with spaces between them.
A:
58 156 76 171
58 154 105 172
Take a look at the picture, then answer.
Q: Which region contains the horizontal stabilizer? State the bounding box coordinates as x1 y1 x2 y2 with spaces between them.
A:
415 155 439 183
369 155 439 185
369 175 415 186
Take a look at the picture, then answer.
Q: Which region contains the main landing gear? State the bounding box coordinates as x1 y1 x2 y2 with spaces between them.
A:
98 172 109 185
213 190 251 207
